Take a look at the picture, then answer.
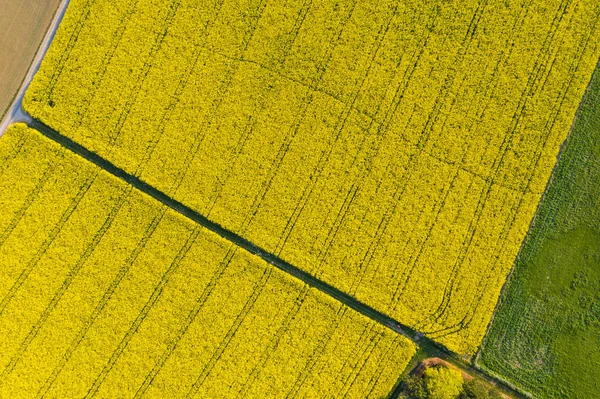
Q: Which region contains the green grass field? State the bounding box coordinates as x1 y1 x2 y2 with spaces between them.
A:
478 64 600 399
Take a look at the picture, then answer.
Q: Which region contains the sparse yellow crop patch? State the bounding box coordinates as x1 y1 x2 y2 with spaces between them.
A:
0 124 416 398
24 0 600 354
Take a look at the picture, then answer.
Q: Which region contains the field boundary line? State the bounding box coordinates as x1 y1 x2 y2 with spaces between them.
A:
474 55 600 359
474 55 600 398
26 116 526 399
27 118 421 341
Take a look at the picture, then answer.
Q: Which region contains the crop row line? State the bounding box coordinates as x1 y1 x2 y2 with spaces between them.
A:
35 204 168 398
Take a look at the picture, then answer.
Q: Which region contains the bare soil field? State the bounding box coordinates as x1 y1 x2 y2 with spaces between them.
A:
0 0 61 120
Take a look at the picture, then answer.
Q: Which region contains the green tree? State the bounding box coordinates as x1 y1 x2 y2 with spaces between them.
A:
423 365 464 399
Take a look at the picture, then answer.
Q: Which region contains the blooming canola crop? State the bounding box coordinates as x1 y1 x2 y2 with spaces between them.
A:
0 124 416 398
24 0 600 354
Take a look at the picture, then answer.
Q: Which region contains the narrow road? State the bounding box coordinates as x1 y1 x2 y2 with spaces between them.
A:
0 0 70 137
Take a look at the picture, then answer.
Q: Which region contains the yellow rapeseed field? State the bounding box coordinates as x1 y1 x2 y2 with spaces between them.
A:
24 0 600 354
0 124 416 398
